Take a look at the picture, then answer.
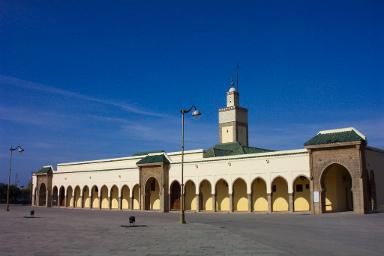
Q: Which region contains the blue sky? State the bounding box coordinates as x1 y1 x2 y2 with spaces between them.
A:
1 0 383 186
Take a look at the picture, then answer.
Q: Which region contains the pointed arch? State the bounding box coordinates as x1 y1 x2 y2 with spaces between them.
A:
74 186 81 208
185 180 197 211
100 185 109 209
272 177 288 212
91 185 99 209
66 186 73 207
132 184 140 210
293 176 311 212
321 163 353 213
233 178 248 211
121 185 130 210
251 177 268 212
39 183 47 206
215 179 229 211
145 177 160 210
59 186 65 207
110 185 119 209
170 180 181 210
199 180 212 211
52 186 58 206
82 186 90 208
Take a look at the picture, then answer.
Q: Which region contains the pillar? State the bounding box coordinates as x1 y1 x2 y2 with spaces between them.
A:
267 193 272 213
229 194 233 212
129 196 132 210
32 193 35 206
118 197 122 210
72 194 75 208
46 192 49 207
247 194 252 212
212 194 216 212
196 194 200 212
288 193 293 212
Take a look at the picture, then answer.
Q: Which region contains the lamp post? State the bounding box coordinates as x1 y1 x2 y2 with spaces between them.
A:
6 145 24 211
180 105 201 224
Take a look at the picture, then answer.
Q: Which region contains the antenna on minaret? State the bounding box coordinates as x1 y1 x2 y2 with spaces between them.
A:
236 64 239 91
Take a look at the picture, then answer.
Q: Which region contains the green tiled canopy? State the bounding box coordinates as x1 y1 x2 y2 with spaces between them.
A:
304 130 365 146
204 142 273 158
34 166 53 174
136 154 170 165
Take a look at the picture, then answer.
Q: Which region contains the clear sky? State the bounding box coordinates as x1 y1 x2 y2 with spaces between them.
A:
0 0 383 186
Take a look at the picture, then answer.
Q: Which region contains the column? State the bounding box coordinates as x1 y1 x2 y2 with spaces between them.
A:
46 192 49 207
72 194 75 208
288 193 293 212
247 194 252 212
267 193 272 213
129 196 133 210
196 194 200 212
64 195 67 207
212 194 216 212
31 193 35 206
229 194 233 212
118 197 122 210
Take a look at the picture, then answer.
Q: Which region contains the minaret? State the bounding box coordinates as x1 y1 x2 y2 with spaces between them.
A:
218 82 249 146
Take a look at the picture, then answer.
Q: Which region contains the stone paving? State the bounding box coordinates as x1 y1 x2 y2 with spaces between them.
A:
0 205 383 255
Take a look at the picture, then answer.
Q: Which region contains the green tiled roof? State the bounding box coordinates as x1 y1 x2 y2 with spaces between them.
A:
304 130 365 146
203 142 273 158
136 154 170 165
34 166 53 174
132 150 165 156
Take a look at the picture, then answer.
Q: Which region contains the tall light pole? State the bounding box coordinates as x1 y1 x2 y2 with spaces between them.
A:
6 145 24 211
180 106 201 224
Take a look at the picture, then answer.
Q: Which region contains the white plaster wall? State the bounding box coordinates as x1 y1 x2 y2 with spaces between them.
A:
365 148 384 212
51 149 309 200
168 149 310 194
54 157 140 198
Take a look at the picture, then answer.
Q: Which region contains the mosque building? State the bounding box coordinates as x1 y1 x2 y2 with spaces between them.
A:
32 85 384 214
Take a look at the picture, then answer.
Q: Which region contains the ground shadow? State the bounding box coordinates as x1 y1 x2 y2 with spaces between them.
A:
120 224 147 228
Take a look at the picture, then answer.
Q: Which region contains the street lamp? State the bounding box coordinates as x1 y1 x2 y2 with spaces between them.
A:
180 105 201 224
6 145 24 211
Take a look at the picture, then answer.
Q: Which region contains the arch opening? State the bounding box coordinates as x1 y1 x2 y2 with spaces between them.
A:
199 180 212 211
59 186 65 207
233 178 248 211
39 183 47 206
52 186 58 206
170 181 181 210
272 177 288 212
251 178 268 212
185 181 197 211
216 179 229 211
132 185 140 210
100 186 109 209
91 186 99 209
66 186 73 207
145 178 160 210
74 186 81 208
121 185 130 210
321 164 353 213
82 186 90 208
293 176 311 212
110 185 119 209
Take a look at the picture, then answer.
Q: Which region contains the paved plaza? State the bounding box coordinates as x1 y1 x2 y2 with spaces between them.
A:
1 206 384 256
